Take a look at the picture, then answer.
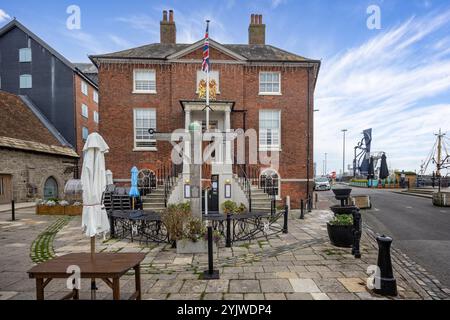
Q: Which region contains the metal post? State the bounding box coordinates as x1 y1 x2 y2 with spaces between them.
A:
226 213 232 248
342 129 348 179
308 196 312 213
373 235 398 296
283 205 288 233
202 226 219 279
11 200 15 221
300 199 304 220
351 209 362 258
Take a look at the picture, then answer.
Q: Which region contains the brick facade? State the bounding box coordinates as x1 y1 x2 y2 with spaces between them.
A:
74 74 99 165
93 12 318 209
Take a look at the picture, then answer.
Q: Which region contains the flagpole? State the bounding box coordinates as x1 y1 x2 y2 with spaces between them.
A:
205 20 210 131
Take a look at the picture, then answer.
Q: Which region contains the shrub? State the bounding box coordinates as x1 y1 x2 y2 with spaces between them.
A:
161 203 192 242
329 214 353 226
221 200 237 215
183 217 206 242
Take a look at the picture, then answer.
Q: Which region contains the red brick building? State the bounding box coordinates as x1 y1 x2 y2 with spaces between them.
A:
90 11 320 210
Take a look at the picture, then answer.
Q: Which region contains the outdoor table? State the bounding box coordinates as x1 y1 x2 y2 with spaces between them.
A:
27 253 146 300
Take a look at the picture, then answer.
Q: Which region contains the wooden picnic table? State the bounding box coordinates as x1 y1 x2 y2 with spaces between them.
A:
27 253 146 300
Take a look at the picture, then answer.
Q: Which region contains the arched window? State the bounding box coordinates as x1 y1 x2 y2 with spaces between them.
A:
260 169 281 198
44 177 58 200
138 169 157 196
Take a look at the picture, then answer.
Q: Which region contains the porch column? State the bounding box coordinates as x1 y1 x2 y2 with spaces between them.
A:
183 110 191 179
224 109 232 172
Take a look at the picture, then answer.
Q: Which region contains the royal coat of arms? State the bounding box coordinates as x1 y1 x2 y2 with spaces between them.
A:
198 79 218 100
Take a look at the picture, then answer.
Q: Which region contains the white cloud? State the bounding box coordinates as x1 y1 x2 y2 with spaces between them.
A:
0 9 11 22
116 5 236 44
108 34 133 49
271 0 287 9
315 10 450 175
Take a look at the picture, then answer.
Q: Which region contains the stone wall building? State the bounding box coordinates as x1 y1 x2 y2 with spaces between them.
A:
0 91 78 204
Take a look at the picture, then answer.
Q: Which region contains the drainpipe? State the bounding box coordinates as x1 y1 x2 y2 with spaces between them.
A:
306 68 311 209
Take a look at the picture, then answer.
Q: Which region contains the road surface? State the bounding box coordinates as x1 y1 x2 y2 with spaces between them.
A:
320 188 450 288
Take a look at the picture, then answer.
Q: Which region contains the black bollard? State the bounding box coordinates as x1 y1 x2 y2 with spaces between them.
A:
202 226 219 280
308 196 312 213
11 200 15 221
283 205 288 233
109 214 115 238
351 209 362 258
300 199 305 219
226 213 232 248
373 235 397 296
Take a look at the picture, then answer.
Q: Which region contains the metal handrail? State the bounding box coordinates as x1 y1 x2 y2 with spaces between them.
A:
234 164 252 212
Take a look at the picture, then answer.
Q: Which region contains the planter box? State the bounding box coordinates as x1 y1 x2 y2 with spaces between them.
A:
64 206 83 216
351 195 371 209
176 239 217 254
432 192 450 207
36 205 82 216
327 223 353 248
36 205 65 215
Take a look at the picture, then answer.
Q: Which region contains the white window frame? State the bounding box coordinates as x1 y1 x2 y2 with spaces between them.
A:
259 110 281 151
133 69 157 94
133 108 157 151
81 104 89 118
19 74 32 89
196 70 220 94
260 168 281 200
82 127 89 141
81 81 88 96
19 48 32 62
93 111 99 123
93 90 99 103
259 71 281 95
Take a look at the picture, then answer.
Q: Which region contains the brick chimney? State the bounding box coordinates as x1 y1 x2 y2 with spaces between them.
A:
160 10 176 44
248 14 265 45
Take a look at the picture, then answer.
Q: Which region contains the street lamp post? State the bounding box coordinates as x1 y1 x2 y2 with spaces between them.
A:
342 129 348 180
324 153 328 176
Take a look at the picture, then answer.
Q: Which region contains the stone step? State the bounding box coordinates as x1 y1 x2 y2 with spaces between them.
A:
143 204 166 210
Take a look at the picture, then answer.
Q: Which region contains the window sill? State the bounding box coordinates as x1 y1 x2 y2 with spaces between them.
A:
258 92 282 96
133 148 158 152
132 90 157 95
259 147 282 152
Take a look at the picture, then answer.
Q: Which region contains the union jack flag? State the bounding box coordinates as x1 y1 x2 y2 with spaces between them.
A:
202 21 210 73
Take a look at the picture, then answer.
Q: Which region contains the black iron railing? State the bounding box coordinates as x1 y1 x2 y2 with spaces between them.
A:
156 163 182 207
234 164 252 212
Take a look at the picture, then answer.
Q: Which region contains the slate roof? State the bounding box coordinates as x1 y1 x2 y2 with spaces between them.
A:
0 91 78 158
74 63 99 84
90 40 317 63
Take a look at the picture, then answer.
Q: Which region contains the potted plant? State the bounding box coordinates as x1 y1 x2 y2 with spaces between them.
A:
64 201 83 216
326 214 354 248
222 200 237 215
36 199 65 215
161 203 191 248
176 217 211 254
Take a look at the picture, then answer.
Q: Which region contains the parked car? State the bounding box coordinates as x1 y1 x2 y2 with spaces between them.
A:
314 177 331 191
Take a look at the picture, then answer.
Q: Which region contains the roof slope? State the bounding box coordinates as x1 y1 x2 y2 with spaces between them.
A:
0 91 78 158
90 39 316 63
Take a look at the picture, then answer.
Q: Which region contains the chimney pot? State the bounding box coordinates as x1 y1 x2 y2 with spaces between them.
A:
248 13 266 45
161 9 176 44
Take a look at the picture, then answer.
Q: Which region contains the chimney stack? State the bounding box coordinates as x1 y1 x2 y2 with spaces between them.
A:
160 10 176 44
248 13 266 45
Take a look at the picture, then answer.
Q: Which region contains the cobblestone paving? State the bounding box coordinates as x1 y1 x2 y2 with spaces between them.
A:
0 206 448 300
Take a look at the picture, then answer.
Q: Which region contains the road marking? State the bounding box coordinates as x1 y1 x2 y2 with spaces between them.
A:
406 206 413 209
374 208 380 212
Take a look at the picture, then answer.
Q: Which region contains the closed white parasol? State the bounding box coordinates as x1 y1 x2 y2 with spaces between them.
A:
81 132 110 238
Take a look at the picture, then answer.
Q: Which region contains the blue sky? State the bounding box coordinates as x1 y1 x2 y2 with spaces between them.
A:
1 0 450 174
